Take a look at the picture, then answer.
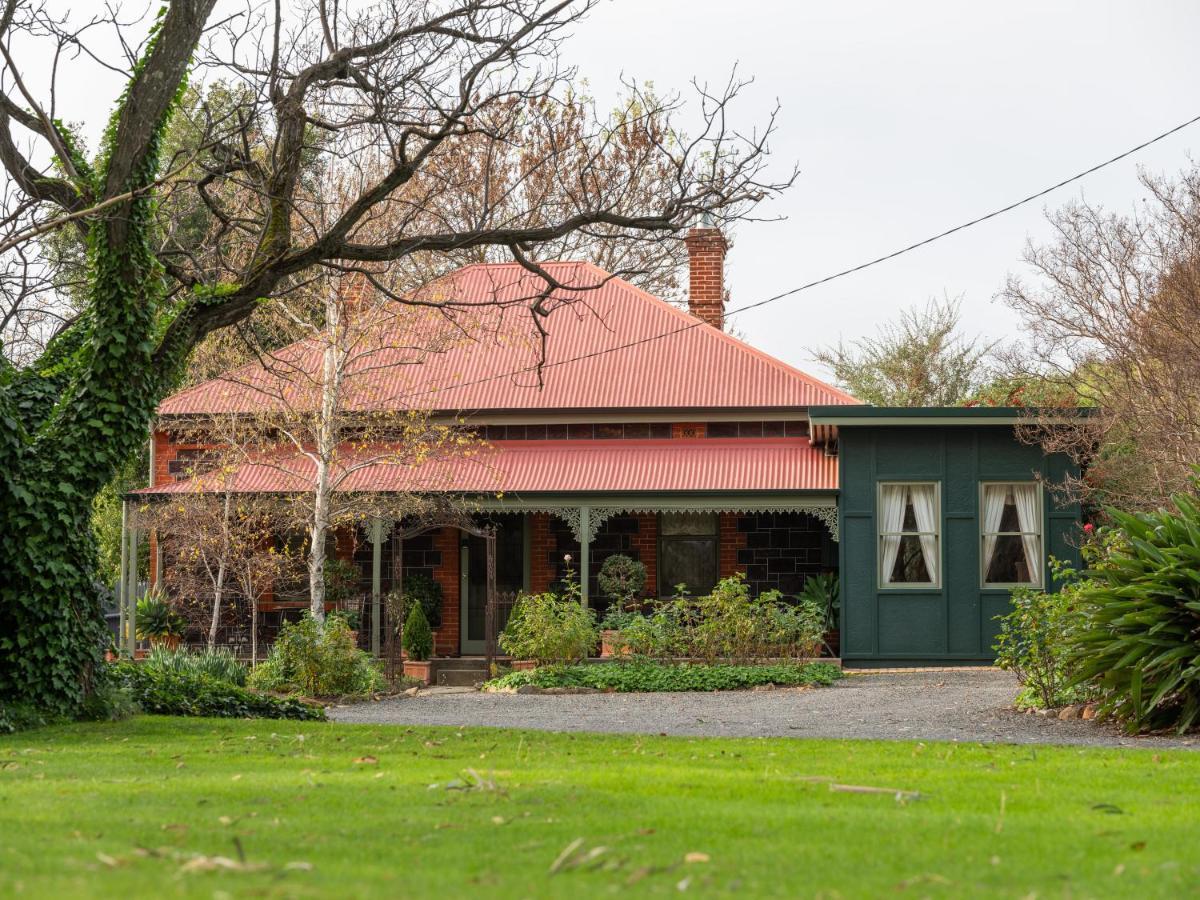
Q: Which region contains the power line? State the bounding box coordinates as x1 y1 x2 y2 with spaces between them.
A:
407 111 1200 398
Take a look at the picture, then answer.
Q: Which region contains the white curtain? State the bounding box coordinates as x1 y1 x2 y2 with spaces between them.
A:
879 484 907 583
909 484 939 582
1012 483 1041 584
981 484 1009 579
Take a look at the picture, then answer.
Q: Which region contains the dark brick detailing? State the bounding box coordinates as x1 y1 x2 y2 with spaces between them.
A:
731 512 836 598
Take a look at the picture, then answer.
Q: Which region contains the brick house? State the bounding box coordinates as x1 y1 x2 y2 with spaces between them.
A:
131 227 1081 665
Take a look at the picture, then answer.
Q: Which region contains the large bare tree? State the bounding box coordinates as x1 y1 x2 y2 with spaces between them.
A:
1003 167 1200 511
0 0 788 711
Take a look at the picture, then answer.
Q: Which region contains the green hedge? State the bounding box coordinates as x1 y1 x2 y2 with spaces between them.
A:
115 664 325 721
485 662 842 693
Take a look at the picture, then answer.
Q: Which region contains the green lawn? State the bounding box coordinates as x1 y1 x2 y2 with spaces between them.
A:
1 718 1197 898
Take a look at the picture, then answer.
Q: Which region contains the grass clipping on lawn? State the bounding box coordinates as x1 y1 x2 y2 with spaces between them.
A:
1 718 1198 898
484 661 843 692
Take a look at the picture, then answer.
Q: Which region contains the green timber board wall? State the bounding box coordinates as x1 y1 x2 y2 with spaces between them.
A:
838 425 1081 663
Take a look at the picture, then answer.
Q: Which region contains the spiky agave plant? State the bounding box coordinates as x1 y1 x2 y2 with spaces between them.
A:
1071 490 1200 733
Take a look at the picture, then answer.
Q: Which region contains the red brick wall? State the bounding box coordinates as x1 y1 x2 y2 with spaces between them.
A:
719 512 746 580
629 513 658 598
528 513 556 594
430 527 461 656
152 430 224 487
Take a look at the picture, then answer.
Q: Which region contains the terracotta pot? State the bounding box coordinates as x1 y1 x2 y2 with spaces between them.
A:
403 659 434 685
599 630 618 658
150 635 182 651
510 659 537 671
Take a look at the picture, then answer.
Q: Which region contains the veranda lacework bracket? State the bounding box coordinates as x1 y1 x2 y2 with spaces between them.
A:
529 503 839 544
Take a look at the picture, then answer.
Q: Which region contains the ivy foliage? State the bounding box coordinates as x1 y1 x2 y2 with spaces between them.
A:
0 15 199 716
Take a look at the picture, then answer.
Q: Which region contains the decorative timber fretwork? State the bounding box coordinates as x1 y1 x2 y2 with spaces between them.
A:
516 500 838 543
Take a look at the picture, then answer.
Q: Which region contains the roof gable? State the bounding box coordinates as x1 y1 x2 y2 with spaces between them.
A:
159 261 856 416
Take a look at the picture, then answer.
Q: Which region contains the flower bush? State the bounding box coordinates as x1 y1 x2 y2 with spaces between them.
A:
994 564 1089 710
247 614 384 698
500 586 598 665
605 575 826 662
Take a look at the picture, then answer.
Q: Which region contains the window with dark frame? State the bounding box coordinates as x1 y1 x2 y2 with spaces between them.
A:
658 512 719 596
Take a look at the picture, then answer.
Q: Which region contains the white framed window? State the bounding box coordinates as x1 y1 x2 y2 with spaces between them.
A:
980 482 1043 588
878 482 940 588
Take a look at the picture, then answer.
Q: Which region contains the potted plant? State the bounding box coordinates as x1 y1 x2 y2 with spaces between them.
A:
596 554 646 657
135 589 187 650
799 573 840 658
596 606 639 658
401 602 435 684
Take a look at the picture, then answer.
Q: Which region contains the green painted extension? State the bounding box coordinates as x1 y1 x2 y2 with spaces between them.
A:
2 718 1196 898
829 416 1082 664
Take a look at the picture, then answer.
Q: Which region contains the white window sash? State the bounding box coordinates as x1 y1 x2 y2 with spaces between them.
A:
878 482 940 588
980 482 1043 587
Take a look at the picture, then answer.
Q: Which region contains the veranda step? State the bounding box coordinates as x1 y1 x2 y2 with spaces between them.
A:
436 666 489 687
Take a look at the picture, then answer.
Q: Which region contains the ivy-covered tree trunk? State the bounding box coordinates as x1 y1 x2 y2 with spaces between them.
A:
0 1 217 714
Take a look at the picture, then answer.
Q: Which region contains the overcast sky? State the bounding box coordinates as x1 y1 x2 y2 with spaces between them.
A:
10 1 1200 379
567 0 1200 375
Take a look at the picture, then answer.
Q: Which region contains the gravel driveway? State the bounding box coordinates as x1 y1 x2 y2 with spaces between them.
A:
329 670 1198 749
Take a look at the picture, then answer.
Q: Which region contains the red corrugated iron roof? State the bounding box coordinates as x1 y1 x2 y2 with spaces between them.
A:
158 262 856 416
135 439 838 496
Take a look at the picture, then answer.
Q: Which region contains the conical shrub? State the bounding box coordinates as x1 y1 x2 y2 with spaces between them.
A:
403 602 434 661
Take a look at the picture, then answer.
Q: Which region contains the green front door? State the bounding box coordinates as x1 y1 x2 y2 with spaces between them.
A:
460 515 527 655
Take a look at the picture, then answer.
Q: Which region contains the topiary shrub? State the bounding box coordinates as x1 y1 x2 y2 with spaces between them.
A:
402 603 434 661
402 572 443 629
1069 494 1200 733
247 614 383 698
597 554 647 609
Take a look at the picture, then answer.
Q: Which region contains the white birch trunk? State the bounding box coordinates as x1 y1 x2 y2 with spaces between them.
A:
208 491 232 649
307 287 344 623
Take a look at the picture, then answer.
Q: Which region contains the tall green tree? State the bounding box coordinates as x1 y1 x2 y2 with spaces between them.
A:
0 0 788 713
813 298 995 407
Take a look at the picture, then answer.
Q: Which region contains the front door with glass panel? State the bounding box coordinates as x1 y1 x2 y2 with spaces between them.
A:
461 515 526 655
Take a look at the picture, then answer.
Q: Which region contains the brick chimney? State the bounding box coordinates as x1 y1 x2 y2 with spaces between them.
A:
685 226 728 330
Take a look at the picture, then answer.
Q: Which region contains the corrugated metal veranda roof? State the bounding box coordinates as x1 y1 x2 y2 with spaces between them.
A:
136 439 838 496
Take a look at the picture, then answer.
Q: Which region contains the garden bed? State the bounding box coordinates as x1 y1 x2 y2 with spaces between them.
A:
484 661 842 693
